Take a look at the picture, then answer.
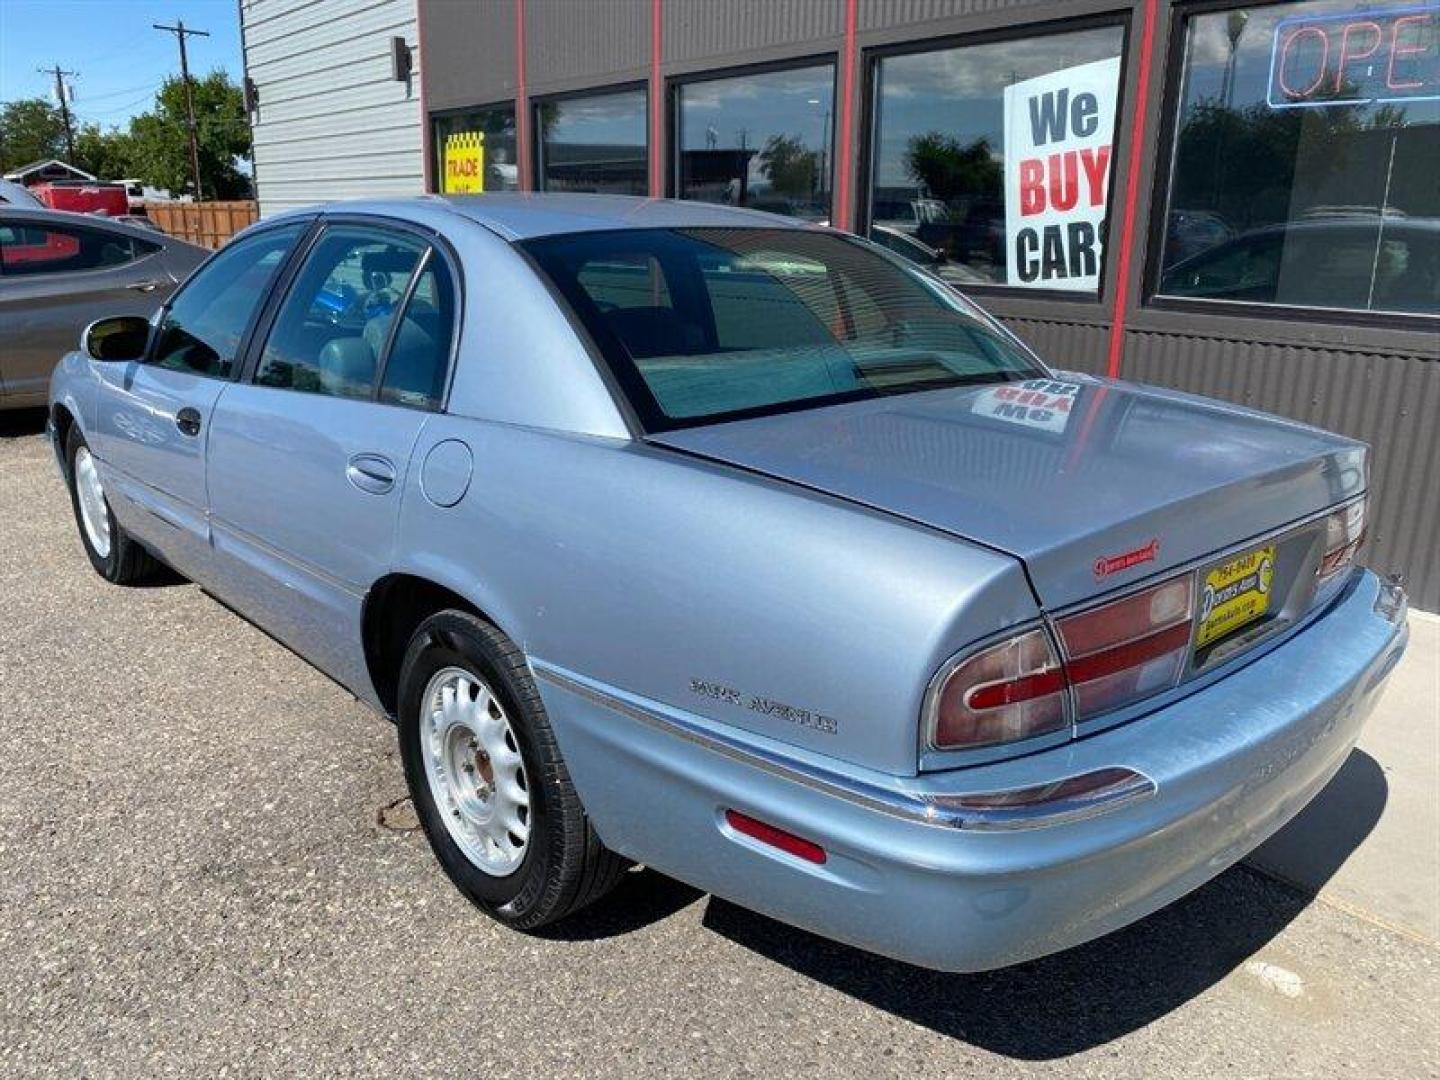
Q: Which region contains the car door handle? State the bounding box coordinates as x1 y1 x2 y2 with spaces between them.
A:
346 453 396 495
126 280 166 293
175 407 202 437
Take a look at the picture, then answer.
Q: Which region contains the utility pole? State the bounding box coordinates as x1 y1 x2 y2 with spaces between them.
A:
38 65 78 162
153 19 210 200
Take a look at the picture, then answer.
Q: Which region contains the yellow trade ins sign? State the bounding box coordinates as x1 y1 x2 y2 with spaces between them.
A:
443 131 485 194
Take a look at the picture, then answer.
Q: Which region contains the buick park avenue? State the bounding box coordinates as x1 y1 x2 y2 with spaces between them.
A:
47 195 1408 971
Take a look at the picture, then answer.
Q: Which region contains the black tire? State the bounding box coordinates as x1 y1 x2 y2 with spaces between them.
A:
65 426 161 585
397 610 628 929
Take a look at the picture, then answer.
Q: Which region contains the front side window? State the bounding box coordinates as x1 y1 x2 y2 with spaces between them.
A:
676 64 836 222
1158 1 1439 316
433 103 519 193
869 26 1126 292
537 88 648 195
150 223 305 379
524 228 1043 430
0 219 158 276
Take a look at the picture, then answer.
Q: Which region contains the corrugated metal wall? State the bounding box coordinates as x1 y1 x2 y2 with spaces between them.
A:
422 0 515 112
241 0 424 214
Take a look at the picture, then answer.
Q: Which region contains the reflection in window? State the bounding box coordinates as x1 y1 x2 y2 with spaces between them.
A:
676 64 835 222
524 228 1041 429
1159 1 1439 315
869 27 1125 292
151 225 304 379
537 88 647 195
379 260 456 411
0 221 158 276
256 228 425 400
432 103 519 193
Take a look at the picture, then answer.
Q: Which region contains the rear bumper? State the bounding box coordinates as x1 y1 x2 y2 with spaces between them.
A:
535 569 1407 972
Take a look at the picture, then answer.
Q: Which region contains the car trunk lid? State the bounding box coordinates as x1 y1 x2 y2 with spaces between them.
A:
650 374 1367 610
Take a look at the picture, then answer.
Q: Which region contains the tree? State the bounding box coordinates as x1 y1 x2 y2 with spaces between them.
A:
74 123 134 183
758 134 819 197
125 71 252 199
0 97 68 172
903 132 1001 204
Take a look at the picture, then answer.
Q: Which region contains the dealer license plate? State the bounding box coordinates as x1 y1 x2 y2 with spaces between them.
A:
1197 544 1277 649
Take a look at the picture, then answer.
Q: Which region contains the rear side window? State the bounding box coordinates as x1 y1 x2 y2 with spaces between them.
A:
255 224 455 409
0 219 158 276
150 223 306 379
378 259 456 410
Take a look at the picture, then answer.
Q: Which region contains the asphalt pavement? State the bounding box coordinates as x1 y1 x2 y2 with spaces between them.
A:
2 409 1436 1079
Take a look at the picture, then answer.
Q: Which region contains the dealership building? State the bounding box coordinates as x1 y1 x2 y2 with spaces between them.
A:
239 0 1438 608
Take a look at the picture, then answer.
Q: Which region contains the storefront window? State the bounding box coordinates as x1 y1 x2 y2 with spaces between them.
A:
1158 1 1439 316
869 26 1126 292
537 87 648 195
432 104 519 193
676 64 836 222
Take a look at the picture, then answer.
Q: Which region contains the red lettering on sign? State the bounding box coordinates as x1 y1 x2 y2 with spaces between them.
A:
1047 152 1079 212
1279 26 1330 99
1019 148 1112 216
1389 14 1429 89
1335 20 1383 92
1019 159 1046 215
1079 146 1110 207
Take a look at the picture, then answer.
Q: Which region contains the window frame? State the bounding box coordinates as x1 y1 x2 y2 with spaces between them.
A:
856 12 1134 305
427 99 518 195
531 80 650 196
142 217 315 382
0 214 163 279
666 53 842 210
236 213 464 413
1143 0 1440 329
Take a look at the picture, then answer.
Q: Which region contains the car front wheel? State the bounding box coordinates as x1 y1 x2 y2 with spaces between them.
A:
65 427 160 585
397 609 628 929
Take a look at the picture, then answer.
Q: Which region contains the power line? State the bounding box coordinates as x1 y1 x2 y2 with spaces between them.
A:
152 19 210 200
37 65 79 161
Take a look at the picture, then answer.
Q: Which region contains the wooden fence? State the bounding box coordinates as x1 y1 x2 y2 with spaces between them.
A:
140 200 258 249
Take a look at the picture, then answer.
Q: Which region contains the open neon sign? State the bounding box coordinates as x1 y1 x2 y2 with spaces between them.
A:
1267 4 1439 108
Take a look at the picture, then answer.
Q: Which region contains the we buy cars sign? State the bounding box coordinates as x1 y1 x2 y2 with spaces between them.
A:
1003 58 1120 291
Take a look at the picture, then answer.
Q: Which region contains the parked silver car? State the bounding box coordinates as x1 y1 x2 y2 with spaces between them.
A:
1 206 206 409
47 195 1407 971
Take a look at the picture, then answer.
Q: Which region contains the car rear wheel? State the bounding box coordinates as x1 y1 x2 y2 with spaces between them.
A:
66 427 160 585
397 610 628 929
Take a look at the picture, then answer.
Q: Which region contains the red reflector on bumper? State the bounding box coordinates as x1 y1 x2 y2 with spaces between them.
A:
724 809 827 864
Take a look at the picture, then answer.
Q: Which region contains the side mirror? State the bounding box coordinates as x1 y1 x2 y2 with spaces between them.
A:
82 315 150 362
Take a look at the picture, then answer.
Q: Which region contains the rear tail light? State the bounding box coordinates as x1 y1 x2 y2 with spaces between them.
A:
929 577 1194 751
931 499 1366 754
1318 498 1366 584
1055 576 1194 718
931 627 1069 750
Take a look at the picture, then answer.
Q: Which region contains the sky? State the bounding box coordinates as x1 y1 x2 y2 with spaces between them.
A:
0 0 243 130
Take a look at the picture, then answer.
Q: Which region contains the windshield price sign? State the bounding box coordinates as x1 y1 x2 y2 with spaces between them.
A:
1003 57 1121 292
1268 4 1439 108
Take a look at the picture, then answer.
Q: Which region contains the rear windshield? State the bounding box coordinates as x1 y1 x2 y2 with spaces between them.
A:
522 227 1043 431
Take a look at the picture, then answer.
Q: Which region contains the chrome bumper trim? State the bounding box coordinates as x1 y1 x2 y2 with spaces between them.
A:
531 661 1155 831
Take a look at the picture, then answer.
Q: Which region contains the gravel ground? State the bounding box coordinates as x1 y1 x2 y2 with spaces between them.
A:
2 409 1436 1079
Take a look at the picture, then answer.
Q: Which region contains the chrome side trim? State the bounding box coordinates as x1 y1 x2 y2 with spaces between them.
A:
531 660 1156 832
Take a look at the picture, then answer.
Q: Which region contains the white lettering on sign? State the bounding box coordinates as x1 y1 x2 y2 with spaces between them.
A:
1003 57 1121 291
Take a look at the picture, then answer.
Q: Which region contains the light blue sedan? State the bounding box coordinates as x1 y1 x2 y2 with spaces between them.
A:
47 195 1408 971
